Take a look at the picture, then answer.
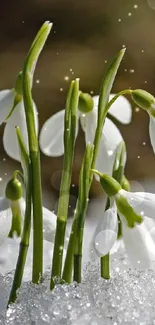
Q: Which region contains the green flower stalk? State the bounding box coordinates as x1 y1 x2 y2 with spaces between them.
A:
22 21 52 283
50 79 79 289
8 127 31 305
62 143 94 283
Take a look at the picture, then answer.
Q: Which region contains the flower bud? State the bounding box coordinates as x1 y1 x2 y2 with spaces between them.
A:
131 89 155 116
5 178 22 201
92 170 122 197
78 92 94 113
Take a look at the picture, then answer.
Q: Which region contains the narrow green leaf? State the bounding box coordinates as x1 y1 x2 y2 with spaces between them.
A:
98 48 126 124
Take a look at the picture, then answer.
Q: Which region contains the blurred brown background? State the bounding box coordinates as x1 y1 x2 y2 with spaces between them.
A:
0 0 155 208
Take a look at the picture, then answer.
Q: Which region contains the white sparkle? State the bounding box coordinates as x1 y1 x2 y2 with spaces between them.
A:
64 76 69 81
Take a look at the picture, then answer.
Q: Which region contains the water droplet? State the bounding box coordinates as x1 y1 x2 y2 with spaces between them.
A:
140 211 144 216
60 88 63 92
142 49 144 53
118 18 122 22
135 107 140 112
64 76 69 81
90 90 94 95
129 69 135 73
137 155 140 159
124 69 128 72
142 142 146 146
57 52 59 55
145 80 148 84
72 184 75 187
147 0 155 10
0 178 2 182
108 150 113 156
22 20 24 23
134 4 138 9
122 44 126 48
105 60 107 64
36 79 40 84
128 12 132 16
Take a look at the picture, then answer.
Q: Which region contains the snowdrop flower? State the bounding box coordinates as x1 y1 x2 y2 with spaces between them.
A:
131 89 155 153
0 72 38 161
0 171 57 247
0 196 57 247
93 173 155 268
40 93 132 176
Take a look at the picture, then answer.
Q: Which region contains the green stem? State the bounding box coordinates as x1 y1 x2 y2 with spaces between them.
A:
51 80 79 286
8 129 32 305
74 254 82 283
101 254 110 279
22 70 43 283
62 144 93 283
106 89 132 111
30 151 43 283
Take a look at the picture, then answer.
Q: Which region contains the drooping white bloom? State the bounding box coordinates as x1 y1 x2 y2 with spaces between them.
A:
0 196 57 246
93 189 155 268
39 94 132 176
0 89 38 161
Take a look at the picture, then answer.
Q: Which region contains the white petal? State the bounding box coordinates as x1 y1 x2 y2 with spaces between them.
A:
0 236 54 280
108 94 132 124
149 115 155 153
0 89 15 125
119 189 155 219
96 118 123 177
3 100 38 161
42 207 57 242
93 94 132 124
40 109 79 157
122 221 155 268
83 106 123 177
0 197 10 211
93 201 118 257
39 110 65 156
0 207 12 246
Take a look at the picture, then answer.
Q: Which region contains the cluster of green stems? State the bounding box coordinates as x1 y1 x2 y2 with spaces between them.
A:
7 21 137 305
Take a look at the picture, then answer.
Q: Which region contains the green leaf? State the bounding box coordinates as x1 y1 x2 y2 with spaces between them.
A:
16 127 30 186
98 48 126 125
24 21 52 78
